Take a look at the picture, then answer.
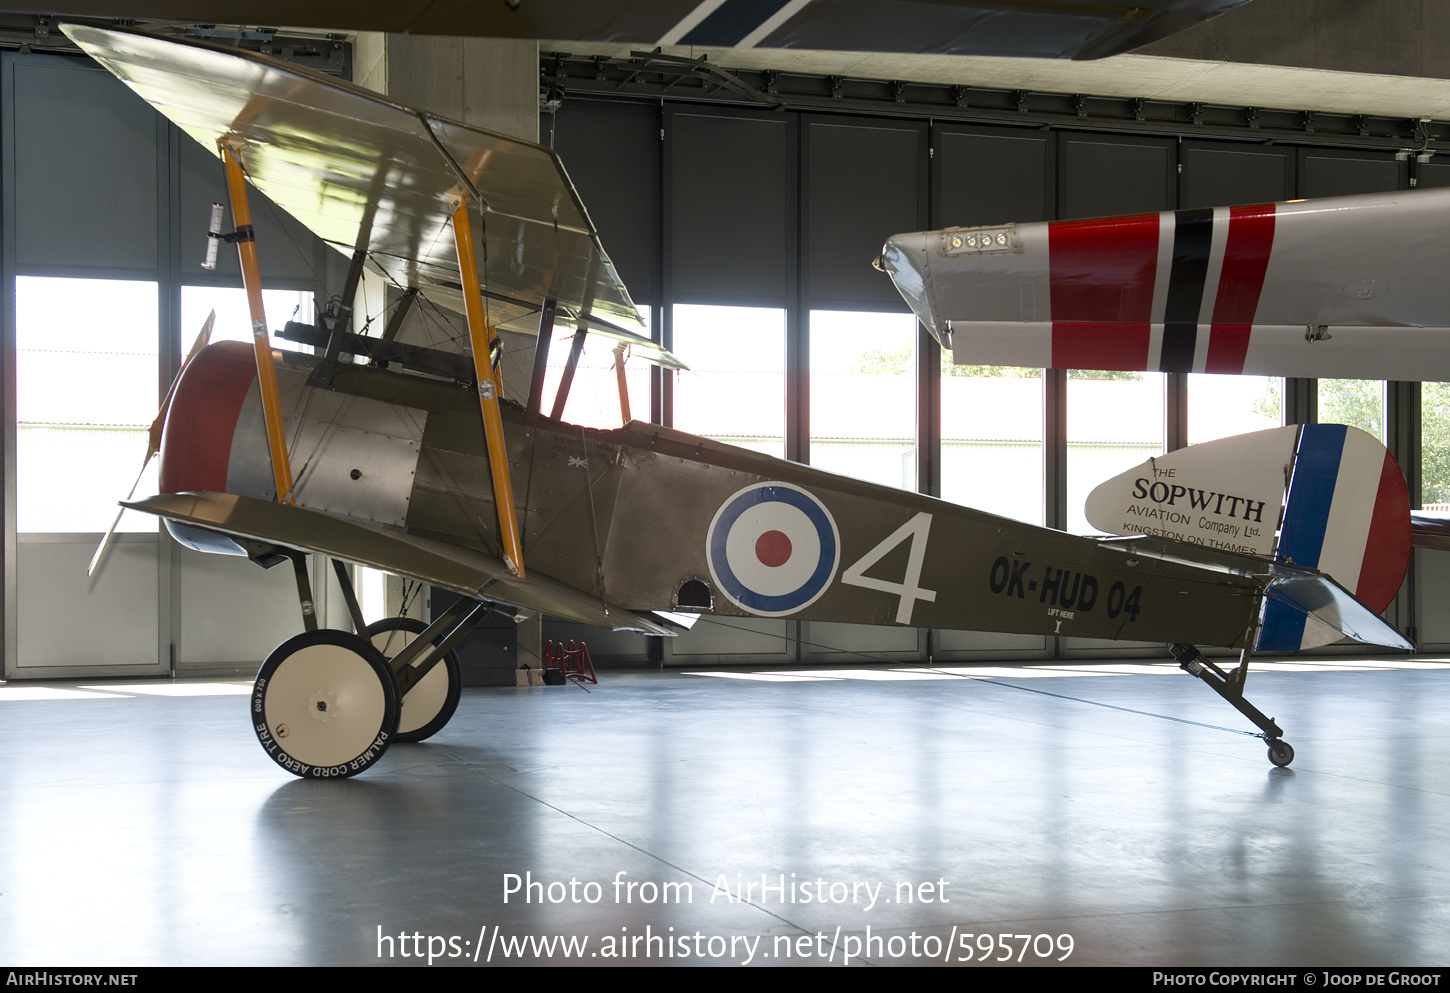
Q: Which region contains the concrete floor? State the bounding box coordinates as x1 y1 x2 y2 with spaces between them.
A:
1 658 1448 967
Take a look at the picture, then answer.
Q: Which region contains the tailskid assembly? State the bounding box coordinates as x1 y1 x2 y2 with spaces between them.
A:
1170 643 1294 767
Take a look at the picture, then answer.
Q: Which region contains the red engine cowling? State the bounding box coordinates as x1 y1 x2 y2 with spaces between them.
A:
158 340 260 553
160 340 258 494
157 340 433 554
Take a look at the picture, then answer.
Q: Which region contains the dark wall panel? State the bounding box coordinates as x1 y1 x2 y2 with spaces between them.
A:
934 125 1053 227
551 100 661 305
9 57 159 271
805 116 925 309
1299 148 1406 198
1180 140 1292 208
1416 160 1450 189
669 108 794 304
1058 132 1176 218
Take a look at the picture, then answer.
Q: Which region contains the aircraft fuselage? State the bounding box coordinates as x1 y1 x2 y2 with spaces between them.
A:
159 341 1264 647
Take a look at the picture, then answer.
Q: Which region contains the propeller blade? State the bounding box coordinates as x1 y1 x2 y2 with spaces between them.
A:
88 453 154 576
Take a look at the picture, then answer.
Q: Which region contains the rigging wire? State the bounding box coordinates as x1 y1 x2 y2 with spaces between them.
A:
687 614 1262 739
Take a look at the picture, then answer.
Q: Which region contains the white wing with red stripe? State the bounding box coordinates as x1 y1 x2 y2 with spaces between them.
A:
879 188 1450 380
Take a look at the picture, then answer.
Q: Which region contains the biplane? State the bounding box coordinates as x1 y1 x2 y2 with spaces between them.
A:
65 24 1413 780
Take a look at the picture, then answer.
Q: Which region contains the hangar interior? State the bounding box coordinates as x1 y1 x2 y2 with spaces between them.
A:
8 4 1450 679
1 0 1449 968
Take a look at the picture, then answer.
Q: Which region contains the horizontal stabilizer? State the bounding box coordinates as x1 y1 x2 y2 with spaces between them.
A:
1101 535 1411 652
125 492 675 636
1257 570 1412 653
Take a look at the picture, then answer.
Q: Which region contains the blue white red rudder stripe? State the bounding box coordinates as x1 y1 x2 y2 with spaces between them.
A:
1258 424 1410 651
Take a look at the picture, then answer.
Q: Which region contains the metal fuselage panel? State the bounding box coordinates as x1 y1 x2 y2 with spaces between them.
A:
161 343 1262 648
162 341 428 536
225 359 427 530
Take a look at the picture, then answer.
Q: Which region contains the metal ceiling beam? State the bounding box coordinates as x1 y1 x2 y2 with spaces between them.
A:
544 52 1450 154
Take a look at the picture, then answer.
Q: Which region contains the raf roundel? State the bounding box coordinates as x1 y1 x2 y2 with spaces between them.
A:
706 482 840 617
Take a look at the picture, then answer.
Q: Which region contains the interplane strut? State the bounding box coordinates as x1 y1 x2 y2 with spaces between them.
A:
451 197 526 578
222 142 295 505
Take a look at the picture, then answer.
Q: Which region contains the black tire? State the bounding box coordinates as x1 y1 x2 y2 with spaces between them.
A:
1267 740 1295 768
253 630 398 779
366 617 463 743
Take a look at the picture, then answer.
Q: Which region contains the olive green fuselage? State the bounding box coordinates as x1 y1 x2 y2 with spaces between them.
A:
227 351 1262 648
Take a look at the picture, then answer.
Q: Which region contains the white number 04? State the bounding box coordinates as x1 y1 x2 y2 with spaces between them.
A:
840 512 937 625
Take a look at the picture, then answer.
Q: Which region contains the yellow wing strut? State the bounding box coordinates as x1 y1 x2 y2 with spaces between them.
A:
612 342 631 426
451 198 525 578
222 142 295 505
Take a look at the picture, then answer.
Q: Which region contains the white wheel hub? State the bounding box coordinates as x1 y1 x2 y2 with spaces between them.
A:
253 631 397 778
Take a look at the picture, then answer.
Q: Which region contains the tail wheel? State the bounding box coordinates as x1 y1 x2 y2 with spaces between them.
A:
367 617 463 743
252 630 398 778
1267 739 1295 768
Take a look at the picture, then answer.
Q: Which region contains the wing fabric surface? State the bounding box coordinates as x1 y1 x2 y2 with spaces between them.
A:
879 188 1450 380
62 23 682 371
125 492 675 636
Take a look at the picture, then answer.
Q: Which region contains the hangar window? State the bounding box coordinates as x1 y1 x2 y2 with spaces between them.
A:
536 310 653 429
1425 385 1450 508
1188 374 1284 444
941 365 1045 525
671 304 785 458
355 565 388 624
809 309 917 489
1068 371 1165 536
180 285 313 353
15 276 158 533
1318 379 1386 442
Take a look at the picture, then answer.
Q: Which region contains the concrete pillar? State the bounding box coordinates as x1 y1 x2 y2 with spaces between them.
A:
353 31 545 682
353 32 538 141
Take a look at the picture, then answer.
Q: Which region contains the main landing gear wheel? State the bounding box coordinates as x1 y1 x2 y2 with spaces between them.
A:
1267 739 1295 768
367 617 463 743
253 630 399 778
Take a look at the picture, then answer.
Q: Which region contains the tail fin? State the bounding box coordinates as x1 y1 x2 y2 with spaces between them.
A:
1086 423 1410 650
1260 424 1409 649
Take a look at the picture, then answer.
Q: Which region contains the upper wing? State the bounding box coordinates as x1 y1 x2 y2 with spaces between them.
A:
878 188 1450 380
62 23 684 370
